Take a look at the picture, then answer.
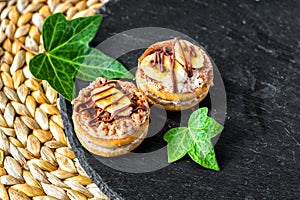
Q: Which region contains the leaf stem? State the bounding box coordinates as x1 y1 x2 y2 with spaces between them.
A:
15 38 39 55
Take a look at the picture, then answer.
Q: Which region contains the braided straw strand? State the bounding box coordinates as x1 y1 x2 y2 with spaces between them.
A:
0 0 109 199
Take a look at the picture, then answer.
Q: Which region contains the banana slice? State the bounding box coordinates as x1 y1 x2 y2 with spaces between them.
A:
174 40 204 69
92 87 132 116
140 53 187 86
91 85 113 96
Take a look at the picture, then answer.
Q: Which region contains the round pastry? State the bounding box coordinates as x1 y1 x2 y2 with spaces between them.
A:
136 38 214 111
72 77 150 157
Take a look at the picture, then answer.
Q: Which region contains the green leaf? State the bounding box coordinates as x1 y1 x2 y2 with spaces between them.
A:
188 107 209 129
29 13 133 101
163 127 187 143
75 48 134 80
42 13 100 52
165 127 192 163
206 118 224 138
29 53 76 101
164 107 224 171
188 107 223 138
188 133 220 171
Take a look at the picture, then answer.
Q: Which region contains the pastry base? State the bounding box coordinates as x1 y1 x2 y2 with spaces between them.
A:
73 118 149 157
136 69 209 111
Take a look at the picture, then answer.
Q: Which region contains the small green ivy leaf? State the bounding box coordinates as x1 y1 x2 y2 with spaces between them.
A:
188 134 220 171
164 107 224 171
188 107 209 129
164 127 192 163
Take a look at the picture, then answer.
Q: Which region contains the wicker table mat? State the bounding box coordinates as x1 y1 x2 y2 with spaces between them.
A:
0 0 109 199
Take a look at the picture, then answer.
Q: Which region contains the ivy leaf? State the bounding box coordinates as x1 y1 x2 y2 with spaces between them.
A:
42 13 100 53
164 127 192 163
29 13 133 101
188 134 220 171
189 107 224 138
163 127 187 143
188 107 210 130
75 48 134 80
164 107 224 171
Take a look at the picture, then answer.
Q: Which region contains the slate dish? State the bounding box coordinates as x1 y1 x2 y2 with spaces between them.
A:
64 0 300 199
59 1 226 199
60 48 226 199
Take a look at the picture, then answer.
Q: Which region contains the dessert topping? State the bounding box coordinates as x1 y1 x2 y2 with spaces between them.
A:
74 80 133 125
145 38 204 93
74 79 148 128
92 86 132 117
174 39 204 71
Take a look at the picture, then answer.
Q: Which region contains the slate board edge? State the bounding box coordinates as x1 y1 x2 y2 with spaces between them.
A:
59 96 124 200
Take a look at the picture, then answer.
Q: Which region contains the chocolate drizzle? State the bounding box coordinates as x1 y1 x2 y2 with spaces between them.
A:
170 39 177 93
74 96 93 113
74 79 147 127
150 51 165 72
100 79 118 86
148 38 198 93
105 103 133 122
132 104 148 112
93 92 118 102
173 38 196 77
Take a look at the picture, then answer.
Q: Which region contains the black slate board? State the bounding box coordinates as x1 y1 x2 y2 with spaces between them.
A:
60 0 300 199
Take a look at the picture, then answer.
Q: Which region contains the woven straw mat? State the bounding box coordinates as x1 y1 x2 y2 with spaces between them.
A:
0 0 110 199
